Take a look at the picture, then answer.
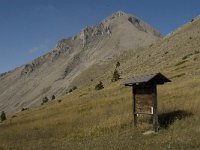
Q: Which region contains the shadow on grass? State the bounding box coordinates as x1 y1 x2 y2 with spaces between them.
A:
158 110 193 129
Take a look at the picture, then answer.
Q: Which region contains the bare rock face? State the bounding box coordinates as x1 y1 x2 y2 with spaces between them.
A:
56 39 71 51
78 23 112 47
0 72 8 78
63 54 81 79
128 17 146 32
0 11 162 114
79 26 93 46
105 26 112 36
21 64 34 75
104 11 126 22
20 55 47 76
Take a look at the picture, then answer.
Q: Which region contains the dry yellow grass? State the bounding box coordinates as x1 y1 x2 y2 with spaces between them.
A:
0 62 200 150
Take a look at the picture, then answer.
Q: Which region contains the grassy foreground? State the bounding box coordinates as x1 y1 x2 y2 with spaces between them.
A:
0 63 200 150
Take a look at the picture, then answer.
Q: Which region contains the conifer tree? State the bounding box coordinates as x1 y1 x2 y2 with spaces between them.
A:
116 61 120 68
52 95 56 100
111 69 120 82
1 111 6 121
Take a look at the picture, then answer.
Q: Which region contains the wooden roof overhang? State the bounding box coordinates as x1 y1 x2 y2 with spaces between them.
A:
123 72 171 87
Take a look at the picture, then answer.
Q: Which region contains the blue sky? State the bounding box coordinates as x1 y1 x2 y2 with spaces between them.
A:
0 0 200 73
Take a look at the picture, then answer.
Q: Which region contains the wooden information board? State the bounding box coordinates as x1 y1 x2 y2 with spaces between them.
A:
135 85 153 114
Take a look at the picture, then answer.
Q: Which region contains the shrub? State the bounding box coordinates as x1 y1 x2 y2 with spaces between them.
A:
68 86 78 93
95 81 104 90
116 61 120 68
41 97 49 105
165 51 168 54
52 95 56 100
1 111 6 121
72 86 77 91
43 97 49 103
111 69 120 82
21 108 28 111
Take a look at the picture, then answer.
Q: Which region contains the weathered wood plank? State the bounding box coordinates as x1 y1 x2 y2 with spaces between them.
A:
132 87 137 127
152 83 158 132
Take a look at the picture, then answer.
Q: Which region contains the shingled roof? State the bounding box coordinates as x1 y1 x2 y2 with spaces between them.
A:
123 72 171 86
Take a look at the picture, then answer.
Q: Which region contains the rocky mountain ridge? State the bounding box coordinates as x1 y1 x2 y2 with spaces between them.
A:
0 11 162 114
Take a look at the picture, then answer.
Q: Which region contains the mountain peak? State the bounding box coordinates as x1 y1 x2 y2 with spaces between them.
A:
103 10 129 22
112 10 127 17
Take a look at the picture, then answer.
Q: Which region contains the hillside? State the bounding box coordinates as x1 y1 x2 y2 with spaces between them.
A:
0 14 200 149
0 11 161 114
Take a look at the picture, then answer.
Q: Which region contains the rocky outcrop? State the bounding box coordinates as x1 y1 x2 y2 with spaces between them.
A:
63 54 81 79
79 26 93 46
128 17 146 32
21 64 34 75
0 72 10 80
55 39 71 51
20 56 47 76
0 72 7 78
104 11 126 22
78 23 112 47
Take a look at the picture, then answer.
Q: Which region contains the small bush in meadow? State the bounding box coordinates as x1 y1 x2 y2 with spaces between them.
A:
52 95 56 100
41 97 49 105
1 111 6 121
95 81 104 90
111 69 120 82
21 108 28 111
68 86 77 93
69 89 73 93
72 86 77 91
116 61 120 68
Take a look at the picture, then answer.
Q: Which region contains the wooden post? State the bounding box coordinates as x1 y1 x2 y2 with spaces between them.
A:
152 83 158 132
132 86 137 127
